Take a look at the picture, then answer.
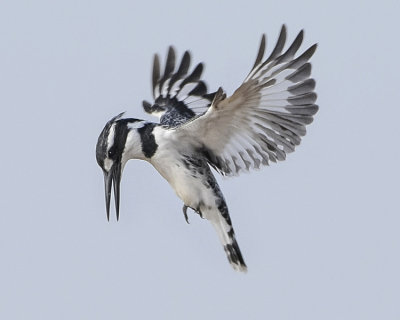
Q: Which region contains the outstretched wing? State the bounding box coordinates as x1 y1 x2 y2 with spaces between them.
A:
172 25 318 176
142 47 216 128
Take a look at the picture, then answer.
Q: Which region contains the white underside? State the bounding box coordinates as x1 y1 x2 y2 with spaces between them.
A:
151 149 217 215
148 127 247 272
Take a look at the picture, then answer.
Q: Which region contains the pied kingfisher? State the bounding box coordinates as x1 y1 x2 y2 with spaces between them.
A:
96 25 318 272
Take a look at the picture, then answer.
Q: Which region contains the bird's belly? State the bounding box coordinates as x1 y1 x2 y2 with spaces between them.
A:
170 168 212 207
173 175 206 206
152 157 216 209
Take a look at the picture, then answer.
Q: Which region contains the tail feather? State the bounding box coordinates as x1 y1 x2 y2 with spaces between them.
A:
224 240 247 272
212 220 247 272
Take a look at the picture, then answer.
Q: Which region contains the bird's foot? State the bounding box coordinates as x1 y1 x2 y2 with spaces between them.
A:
196 209 204 219
182 205 190 224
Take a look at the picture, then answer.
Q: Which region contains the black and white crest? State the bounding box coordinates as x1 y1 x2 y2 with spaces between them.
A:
96 112 125 168
96 113 144 169
142 47 216 128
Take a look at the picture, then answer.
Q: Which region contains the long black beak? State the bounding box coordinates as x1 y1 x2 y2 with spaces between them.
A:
103 162 122 221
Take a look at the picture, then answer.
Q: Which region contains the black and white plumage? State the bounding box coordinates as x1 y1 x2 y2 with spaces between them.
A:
142 46 217 128
96 25 318 272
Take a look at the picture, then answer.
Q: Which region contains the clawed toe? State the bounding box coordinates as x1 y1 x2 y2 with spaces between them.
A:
182 205 190 224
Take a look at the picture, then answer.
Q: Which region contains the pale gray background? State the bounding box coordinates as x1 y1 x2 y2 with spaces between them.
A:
1 0 399 319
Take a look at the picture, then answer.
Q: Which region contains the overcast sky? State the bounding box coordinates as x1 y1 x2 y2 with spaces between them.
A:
1 0 399 319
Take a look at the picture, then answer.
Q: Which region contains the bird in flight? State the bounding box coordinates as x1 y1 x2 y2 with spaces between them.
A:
96 25 318 272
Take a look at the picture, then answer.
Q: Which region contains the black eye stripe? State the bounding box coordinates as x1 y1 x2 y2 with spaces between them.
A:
97 116 141 169
107 145 117 159
106 121 131 160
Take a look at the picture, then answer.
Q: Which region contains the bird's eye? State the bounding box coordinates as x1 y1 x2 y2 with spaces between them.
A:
108 148 115 158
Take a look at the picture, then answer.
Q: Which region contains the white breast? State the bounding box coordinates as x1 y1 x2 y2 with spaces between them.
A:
150 127 216 209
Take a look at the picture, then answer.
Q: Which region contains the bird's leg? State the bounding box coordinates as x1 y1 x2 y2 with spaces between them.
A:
196 208 204 219
182 205 204 223
195 202 204 219
182 205 190 224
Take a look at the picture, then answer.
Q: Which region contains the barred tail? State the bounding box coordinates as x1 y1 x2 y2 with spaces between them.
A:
211 218 247 272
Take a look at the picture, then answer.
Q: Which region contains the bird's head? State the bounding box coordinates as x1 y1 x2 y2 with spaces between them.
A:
96 112 145 221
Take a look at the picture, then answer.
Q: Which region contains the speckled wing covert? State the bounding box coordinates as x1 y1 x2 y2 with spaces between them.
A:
173 25 319 176
142 47 216 128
